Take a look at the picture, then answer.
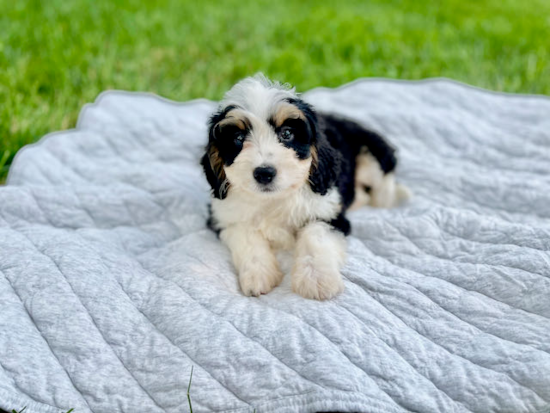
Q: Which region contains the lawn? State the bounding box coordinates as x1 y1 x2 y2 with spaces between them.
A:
1 0 549 182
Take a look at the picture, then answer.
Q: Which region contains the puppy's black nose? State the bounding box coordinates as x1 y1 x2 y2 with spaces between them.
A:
253 165 277 184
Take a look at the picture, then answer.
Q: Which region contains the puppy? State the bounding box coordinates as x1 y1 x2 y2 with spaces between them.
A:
202 74 408 300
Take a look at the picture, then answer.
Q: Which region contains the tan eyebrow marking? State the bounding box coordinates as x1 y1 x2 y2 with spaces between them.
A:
218 109 251 130
272 103 306 127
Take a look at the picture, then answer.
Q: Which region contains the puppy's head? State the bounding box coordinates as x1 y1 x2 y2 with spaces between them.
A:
202 74 318 199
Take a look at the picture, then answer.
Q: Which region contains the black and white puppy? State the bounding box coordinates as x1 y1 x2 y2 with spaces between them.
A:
202 74 408 300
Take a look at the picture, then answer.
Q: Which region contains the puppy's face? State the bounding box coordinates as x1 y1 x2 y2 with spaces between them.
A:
203 77 317 199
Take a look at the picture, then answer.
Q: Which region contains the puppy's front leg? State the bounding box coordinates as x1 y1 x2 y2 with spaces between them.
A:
292 221 346 300
220 225 283 296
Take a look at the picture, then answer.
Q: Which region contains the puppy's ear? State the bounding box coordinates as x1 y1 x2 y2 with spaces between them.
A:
285 98 339 195
202 110 232 199
201 144 229 199
309 135 340 195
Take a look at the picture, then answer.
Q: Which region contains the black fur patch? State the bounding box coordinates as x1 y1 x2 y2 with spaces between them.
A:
202 105 251 199
320 114 397 173
309 133 341 195
316 113 397 209
327 213 351 236
209 105 250 167
206 204 221 235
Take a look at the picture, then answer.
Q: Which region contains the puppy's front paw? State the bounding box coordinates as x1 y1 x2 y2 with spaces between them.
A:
239 263 283 297
291 260 344 300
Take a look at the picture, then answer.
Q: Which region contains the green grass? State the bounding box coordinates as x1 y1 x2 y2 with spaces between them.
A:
1 0 549 182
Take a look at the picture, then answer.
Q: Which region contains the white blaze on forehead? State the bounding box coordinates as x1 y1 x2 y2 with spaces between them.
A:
240 115 282 165
221 73 297 120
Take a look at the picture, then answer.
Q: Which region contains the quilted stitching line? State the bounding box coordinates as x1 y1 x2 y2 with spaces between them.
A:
131 257 331 396
368 203 550 253
25 152 58 185
117 190 189 242
388 215 550 278
341 272 550 405
411 192 547 227
12 231 167 413
437 226 550 255
400 120 550 178
72 190 105 227
73 186 185 242
409 179 550 221
367 221 550 320
330 287 474 413
43 144 91 182
379 245 550 321
422 208 550 253
17 186 187 244
351 248 550 355
434 229 550 278
0 388 64 413
394 105 550 163
98 222 326 409
89 237 253 410
253 301 432 413
403 145 550 180
0 267 93 412
76 183 190 247
379 219 550 279
101 133 129 161
0 348 46 409
208 390 318 413
210 390 407 413
25 189 58 228
111 283 253 409
357 253 550 357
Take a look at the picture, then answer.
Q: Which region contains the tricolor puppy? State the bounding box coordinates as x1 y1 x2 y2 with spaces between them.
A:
202 74 408 300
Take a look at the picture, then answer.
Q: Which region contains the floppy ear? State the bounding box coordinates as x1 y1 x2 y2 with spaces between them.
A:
309 135 340 195
285 97 340 195
201 144 229 200
202 110 232 199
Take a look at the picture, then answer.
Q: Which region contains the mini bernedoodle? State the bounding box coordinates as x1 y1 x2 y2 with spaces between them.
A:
202 74 409 300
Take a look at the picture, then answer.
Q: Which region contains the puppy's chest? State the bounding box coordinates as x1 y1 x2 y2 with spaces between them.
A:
213 187 341 249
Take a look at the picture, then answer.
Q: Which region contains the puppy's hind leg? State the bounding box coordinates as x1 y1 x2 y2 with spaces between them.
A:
220 225 283 296
370 172 412 208
351 152 411 209
292 221 346 300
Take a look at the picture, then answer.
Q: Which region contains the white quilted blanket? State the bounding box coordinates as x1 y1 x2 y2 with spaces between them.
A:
1 79 550 413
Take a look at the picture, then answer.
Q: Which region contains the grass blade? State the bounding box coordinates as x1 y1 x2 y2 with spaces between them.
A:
187 365 194 413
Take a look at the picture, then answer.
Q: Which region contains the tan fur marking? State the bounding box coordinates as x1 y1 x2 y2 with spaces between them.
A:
273 103 305 127
308 144 319 182
219 109 250 130
310 145 318 170
208 145 227 188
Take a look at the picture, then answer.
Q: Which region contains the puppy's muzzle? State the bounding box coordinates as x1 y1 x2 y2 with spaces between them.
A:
253 165 277 185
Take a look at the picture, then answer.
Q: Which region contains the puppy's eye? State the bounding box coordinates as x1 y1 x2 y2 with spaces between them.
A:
234 133 245 144
280 128 294 142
